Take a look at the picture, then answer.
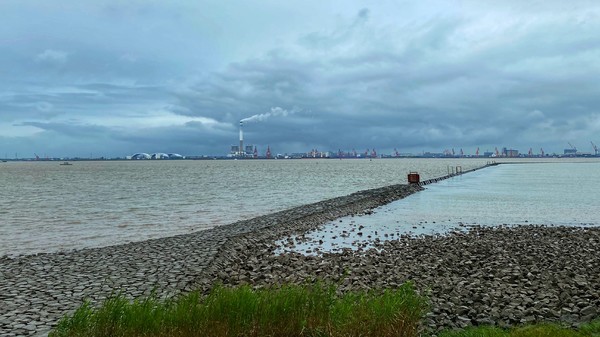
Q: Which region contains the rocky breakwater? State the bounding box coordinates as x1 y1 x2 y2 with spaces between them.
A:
207 225 600 333
0 228 228 337
0 183 422 336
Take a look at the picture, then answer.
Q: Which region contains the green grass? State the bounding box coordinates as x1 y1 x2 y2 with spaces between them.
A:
438 321 600 337
48 281 600 337
49 282 427 337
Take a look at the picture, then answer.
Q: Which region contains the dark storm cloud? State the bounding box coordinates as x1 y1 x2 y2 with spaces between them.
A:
172 19 471 151
18 121 109 136
0 83 170 126
177 6 600 154
2 1 600 156
113 122 233 154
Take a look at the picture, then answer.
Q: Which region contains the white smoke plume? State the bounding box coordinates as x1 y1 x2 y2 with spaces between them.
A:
241 107 298 123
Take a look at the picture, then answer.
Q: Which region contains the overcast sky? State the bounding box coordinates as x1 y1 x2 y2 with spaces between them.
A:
2 1 600 158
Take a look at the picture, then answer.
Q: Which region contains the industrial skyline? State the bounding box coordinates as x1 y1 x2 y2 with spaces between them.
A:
225 118 599 159
2 2 600 158
3 140 597 161
4 116 598 160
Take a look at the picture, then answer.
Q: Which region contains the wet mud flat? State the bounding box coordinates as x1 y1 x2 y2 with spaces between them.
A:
0 183 422 336
208 224 600 333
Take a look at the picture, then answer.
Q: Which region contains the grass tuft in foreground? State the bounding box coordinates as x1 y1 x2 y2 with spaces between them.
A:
49 282 426 337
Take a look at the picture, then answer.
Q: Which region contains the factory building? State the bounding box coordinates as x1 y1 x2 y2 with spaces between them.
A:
502 148 519 158
228 120 262 158
229 145 255 158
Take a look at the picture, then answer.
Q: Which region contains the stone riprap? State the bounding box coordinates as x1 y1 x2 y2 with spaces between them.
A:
208 224 600 333
0 183 422 336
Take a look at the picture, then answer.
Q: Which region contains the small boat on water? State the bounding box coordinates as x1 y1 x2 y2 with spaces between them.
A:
59 162 73 166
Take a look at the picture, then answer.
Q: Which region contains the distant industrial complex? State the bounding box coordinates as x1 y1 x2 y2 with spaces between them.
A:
127 153 184 160
2 122 598 162
220 144 599 160
220 121 600 160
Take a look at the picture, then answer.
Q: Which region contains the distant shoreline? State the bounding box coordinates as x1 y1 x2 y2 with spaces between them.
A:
2 156 600 162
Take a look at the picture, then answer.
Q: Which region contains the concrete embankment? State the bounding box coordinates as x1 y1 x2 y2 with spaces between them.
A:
417 161 498 186
0 183 422 336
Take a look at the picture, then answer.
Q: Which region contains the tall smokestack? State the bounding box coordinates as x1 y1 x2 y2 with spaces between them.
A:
239 120 244 157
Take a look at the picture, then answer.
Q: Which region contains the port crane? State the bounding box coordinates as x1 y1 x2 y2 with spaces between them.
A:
475 147 480 156
528 148 533 157
568 142 577 152
592 141 598 156
540 148 545 157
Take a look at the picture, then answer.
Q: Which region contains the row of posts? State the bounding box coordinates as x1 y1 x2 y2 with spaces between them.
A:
447 165 463 175
409 162 498 185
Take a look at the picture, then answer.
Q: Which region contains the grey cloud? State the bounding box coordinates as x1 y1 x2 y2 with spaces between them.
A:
3 3 600 156
0 100 61 122
111 121 235 155
7 119 233 157
35 49 68 65
0 83 172 126
175 6 600 154
357 8 369 20
299 7 371 50
18 121 110 138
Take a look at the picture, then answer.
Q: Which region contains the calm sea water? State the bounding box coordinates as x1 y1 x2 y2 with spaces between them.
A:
284 160 600 254
0 158 491 256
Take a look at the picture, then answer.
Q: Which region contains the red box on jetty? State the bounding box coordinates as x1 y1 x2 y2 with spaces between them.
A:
408 172 420 184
